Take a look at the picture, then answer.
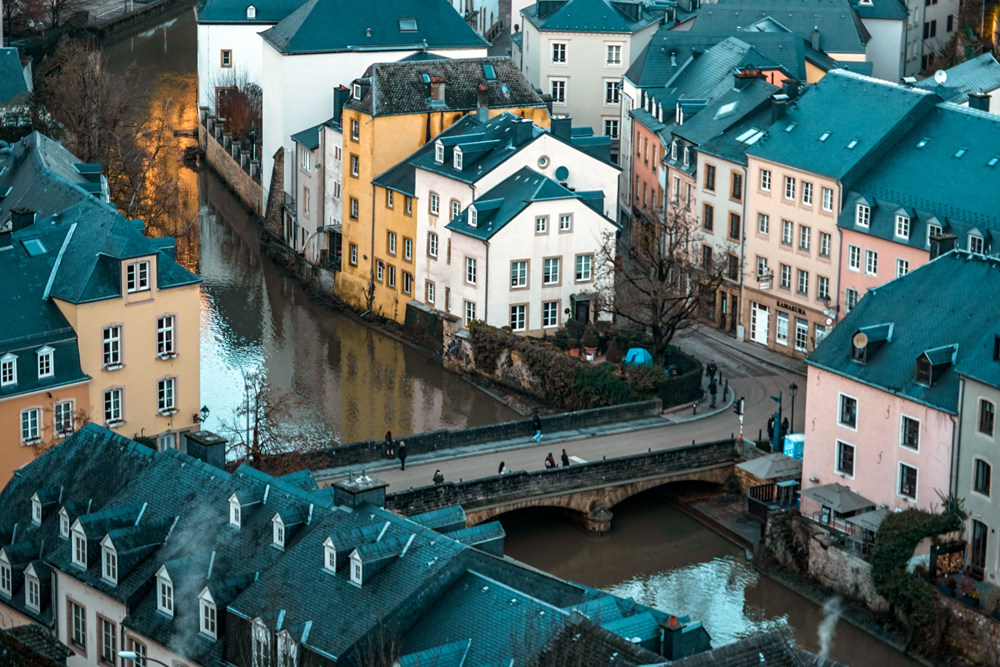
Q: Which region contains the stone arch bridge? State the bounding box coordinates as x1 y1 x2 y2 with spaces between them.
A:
385 439 741 534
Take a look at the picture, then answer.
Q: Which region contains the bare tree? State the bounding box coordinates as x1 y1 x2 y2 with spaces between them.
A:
208 69 262 144
595 204 732 366
30 405 92 458
45 0 85 27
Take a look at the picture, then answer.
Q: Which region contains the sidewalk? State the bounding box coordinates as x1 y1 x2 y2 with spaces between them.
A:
688 326 808 377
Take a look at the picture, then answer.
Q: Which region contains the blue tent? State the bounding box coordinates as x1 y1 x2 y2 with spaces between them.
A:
623 348 653 366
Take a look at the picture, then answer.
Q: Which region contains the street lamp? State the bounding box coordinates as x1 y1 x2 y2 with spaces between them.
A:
788 382 798 433
193 405 211 425
118 651 170 667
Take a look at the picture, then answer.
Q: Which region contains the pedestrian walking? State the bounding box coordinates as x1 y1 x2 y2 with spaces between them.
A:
499 461 509 475
384 431 394 458
398 441 407 471
561 449 570 467
706 360 717 383
708 379 718 408
780 418 789 441
767 415 775 441
544 452 556 469
532 411 543 442
433 469 444 484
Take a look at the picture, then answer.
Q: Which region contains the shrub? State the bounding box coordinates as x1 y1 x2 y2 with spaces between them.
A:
582 325 599 349
605 339 622 364
576 362 633 407
565 318 586 342
552 327 570 351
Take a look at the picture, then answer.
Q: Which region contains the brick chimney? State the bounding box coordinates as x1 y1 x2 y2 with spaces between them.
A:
429 76 446 101
10 207 35 232
476 84 489 121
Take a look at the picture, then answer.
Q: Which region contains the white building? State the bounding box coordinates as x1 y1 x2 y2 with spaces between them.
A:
289 110 344 265
901 0 962 74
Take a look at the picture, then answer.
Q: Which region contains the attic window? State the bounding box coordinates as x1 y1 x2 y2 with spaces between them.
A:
71 525 86 567
469 206 478 228
36 346 53 379
855 204 870 227
32 497 42 524
784 122 797 133
846 140 858 150
988 156 999 167
735 128 763 145
483 63 497 80
818 132 830 142
102 542 117 584
916 357 932 386
954 148 967 159
273 515 285 549
246 4 256 18
714 101 738 119
229 495 241 528
157 569 174 616
993 333 1000 361
399 18 418 31
323 537 336 572
670 140 678 160
434 141 444 164
24 569 39 611
350 552 362 586
454 147 463 170
421 73 431 83
683 146 690 167
60 509 69 537
916 138 929 149
353 84 362 100
200 589 218 639
0 554 11 596
22 239 47 256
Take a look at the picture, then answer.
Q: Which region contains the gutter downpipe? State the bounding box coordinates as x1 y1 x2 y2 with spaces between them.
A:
484 240 490 324
835 180 844 322
951 378 964 507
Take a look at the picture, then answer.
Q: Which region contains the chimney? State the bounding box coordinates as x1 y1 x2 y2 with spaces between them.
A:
929 232 957 259
333 474 389 509
429 76 445 101
0 228 11 250
476 84 489 122
515 118 535 145
660 615 686 660
968 92 991 113
10 207 35 232
733 67 761 90
541 91 553 115
811 27 821 52
551 116 572 141
771 93 789 124
183 431 229 470
782 78 799 100
332 85 350 124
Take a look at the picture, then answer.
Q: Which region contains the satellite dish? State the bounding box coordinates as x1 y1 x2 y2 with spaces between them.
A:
934 69 948 85
853 332 868 349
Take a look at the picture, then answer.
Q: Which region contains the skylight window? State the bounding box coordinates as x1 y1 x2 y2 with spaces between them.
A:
483 64 496 80
399 18 417 31
916 138 929 149
22 239 47 256
714 101 738 120
846 140 858 150
735 128 758 142
989 156 999 167
818 132 830 142
784 122 797 133
954 148 967 159
421 73 431 83
736 129 764 145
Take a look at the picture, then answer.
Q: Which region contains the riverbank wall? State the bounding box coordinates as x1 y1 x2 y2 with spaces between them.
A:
94 0 195 41
198 108 264 217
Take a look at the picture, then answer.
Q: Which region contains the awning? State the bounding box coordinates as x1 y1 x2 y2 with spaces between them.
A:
737 453 802 480
799 483 876 514
845 508 889 533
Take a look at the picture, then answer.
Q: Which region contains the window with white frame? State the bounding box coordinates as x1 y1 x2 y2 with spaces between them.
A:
865 249 878 276
464 301 476 325
845 288 859 312
575 255 592 281
125 638 146 667
428 233 438 258
246 4 256 18
104 388 122 424
351 555 362 584
427 281 435 304
0 556 10 597
970 234 985 255
542 302 558 328
323 537 336 572
784 176 795 200
756 256 768 279
543 258 559 284
510 305 526 331
453 147 463 170
603 118 619 138
403 272 412 295
559 214 572 231
535 216 547 233
36 346 53 379
387 265 396 289
839 394 857 428
126 261 150 293
979 399 995 436
511 261 527 288
895 215 910 239
404 238 412 261
157 570 174 615
229 495 241 527
60 509 69 536
450 199 461 221
802 181 813 205
901 415 920 450
899 463 918 500
388 232 397 255
158 378 176 412
758 213 769 235
779 264 791 289
819 232 831 258
386 190 394 209
103 542 118 583
32 496 41 523
794 318 808 352
26 571 40 610
606 43 622 65
349 244 358 265
776 312 789 346
466 257 477 284
469 207 478 228
551 41 566 63
103 326 121 367
68 597 84 642
797 270 808 295
896 258 909 277
21 408 39 442
550 79 566 104
822 187 833 211
72 526 86 566
157 316 175 356
974 459 992 496
818 275 829 301
434 141 444 163
1 353 17 386
781 220 793 245
855 204 870 227
799 225 810 251
430 193 440 215
100 617 116 665
760 169 771 191
301 149 311 171
848 245 861 270
350 155 359 177
836 441 855 476
604 80 619 105
926 223 942 247
683 146 690 167
351 119 359 139
376 261 384 282
273 515 285 548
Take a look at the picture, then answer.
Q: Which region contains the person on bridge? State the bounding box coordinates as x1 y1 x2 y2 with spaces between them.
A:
398 441 407 470
532 411 543 442
708 379 717 408
544 453 556 469
499 461 509 474
706 360 717 383
385 431 394 459
561 449 570 467
433 469 444 484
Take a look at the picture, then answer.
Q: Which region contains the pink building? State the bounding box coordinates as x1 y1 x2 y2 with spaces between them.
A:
801 252 1000 520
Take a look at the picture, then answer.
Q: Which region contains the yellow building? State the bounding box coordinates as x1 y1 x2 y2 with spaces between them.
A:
338 56 551 320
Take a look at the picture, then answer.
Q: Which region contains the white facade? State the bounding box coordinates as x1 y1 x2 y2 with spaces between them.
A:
860 17 906 81
197 22 277 110
261 44 488 208
289 124 343 264
902 0 961 75
448 0 503 35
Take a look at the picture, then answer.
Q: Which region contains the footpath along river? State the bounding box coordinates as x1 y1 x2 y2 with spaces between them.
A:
102 9 923 665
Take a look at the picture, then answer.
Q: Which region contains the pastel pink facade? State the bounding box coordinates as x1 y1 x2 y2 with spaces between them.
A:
801 365 955 517
838 229 930 318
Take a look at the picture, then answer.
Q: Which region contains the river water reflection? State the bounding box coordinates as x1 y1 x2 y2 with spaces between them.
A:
500 494 923 667
103 8 518 445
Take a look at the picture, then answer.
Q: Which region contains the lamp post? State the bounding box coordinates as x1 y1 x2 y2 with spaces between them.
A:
788 382 798 433
192 405 211 425
119 651 170 667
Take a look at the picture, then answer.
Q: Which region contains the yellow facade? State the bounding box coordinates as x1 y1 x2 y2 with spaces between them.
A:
0 382 91 483
338 106 551 320
53 251 202 449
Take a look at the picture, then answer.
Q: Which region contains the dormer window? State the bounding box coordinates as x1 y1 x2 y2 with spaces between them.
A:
126 260 150 293
102 539 118 584
199 588 217 640
32 496 42 524
916 357 932 386
1 353 17 386
229 494 241 527
350 551 362 586
670 140 678 160
916 346 955 387
323 537 336 572
434 141 444 164
246 4 256 17
156 568 174 616
453 147 463 170
59 508 69 537
71 524 87 568
0 551 11 597
856 204 870 227
36 346 53 379
24 566 39 611
353 84 362 100
469 206 478 228
895 215 909 239
969 234 985 255
277 630 297 667
683 146 690 167
273 515 285 549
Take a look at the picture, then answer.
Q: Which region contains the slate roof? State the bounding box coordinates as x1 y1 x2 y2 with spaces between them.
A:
521 0 667 34
913 54 1000 104
0 624 73 667
528 617 666 667
677 78 780 165
195 0 304 23
348 57 545 117
692 0 869 54
259 0 488 55
0 48 30 105
807 251 1000 414
291 123 322 150
956 328 1000 390
668 630 805 666
747 71 940 187
850 0 907 20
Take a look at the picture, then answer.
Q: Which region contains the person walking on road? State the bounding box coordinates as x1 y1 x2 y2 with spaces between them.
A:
544 453 556 469
398 441 407 471
532 411 543 442
384 431 394 459
499 461 509 475
433 469 444 484
767 415 775 442
561 449 570 467
706 360 717 383
780 418 789 441
708 379 717 408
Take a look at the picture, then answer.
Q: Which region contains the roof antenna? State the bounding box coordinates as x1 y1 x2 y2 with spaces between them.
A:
422 38 428 51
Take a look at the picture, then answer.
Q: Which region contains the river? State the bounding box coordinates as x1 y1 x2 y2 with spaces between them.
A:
99 9 921 665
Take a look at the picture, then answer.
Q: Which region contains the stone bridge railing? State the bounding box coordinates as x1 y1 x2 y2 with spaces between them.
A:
385 438 740 521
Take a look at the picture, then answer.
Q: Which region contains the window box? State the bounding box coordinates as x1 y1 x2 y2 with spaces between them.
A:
105 419 125 428
158 408 178 417
22 437 41 446
157 353 178 361
103 363 124 372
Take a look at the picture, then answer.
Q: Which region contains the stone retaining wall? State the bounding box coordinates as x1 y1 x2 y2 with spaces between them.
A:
807 536 888 612
199 111 264 217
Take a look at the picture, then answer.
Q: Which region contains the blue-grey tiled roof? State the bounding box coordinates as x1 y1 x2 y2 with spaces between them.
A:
0 48 30 104
291 123 322 150
913 54 1000 104
807 251 1000 413
522 0 666 34
957 329 1000 390
196 0 304 23
674 78 779 155
260 0 488 54
851 0 907 20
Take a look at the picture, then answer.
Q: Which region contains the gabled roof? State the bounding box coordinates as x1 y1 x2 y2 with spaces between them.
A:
0 624 74 667
0 48 30 105
807 251 1000 413
685 81 781 165
196 0 303 23
913 54 1000 104
851 0 908 21
348 57 545 117
957 329 1000 389
521 0 666 34
260 0 488 55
